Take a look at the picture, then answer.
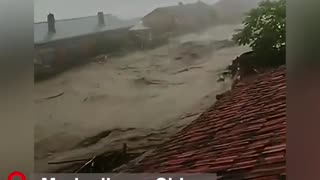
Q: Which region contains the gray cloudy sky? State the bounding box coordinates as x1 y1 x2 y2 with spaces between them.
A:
34 0 218 22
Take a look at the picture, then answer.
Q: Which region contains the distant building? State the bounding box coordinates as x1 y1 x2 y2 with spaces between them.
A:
141 1 217 35
34 12 139 74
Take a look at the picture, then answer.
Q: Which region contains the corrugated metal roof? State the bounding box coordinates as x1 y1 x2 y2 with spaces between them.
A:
123 66 286 179
34 14 140 44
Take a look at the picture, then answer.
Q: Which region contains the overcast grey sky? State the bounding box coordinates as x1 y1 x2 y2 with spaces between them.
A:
34 0 218 22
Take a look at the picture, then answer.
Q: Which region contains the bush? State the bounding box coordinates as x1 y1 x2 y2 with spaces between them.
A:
224 0 286 78
232 0 286 55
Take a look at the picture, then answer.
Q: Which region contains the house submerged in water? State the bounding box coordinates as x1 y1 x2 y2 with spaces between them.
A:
141 1 217 35
34 1 218 76
128 1 218 50
34 12 139 75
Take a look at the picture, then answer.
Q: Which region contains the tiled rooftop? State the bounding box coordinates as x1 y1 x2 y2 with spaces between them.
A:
124 66 286 179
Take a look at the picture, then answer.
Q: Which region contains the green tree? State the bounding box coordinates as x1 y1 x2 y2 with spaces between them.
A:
233 0 286 55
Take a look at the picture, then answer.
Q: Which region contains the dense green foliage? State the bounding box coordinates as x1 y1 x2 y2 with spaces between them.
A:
233 0 286 54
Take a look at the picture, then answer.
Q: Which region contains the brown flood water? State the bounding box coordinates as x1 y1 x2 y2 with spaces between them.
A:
34 24 250 172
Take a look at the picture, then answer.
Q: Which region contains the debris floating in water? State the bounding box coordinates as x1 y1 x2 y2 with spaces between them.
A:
44 92 64 100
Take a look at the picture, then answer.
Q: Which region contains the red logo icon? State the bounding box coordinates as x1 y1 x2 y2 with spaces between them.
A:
7 172 26 180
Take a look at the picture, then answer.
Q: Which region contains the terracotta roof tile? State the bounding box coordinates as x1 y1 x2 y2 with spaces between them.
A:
124 66 286 179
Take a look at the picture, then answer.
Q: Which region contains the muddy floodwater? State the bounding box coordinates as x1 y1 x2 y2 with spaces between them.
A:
34 24 250 172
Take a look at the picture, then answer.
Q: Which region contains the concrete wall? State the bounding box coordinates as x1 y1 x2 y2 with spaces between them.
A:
36 28 132 61
34 27 133 75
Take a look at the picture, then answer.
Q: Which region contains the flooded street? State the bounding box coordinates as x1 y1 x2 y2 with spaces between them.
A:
34 24 250 172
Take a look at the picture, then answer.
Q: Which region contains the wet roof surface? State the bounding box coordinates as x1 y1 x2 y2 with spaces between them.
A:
34 15 139 44
124 66 286 179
